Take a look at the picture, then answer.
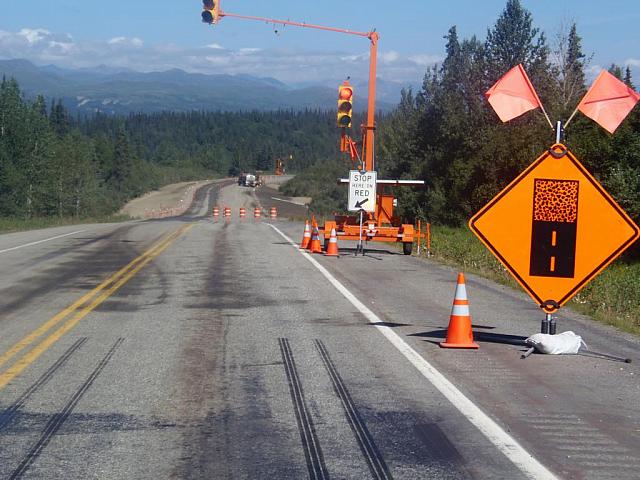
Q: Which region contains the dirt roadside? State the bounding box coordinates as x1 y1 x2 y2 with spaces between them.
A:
259 174 310 206
119 180 213 219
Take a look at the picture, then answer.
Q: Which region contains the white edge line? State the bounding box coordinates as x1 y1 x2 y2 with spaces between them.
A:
268 223 558 480
0 230 86 255
271 197 307 206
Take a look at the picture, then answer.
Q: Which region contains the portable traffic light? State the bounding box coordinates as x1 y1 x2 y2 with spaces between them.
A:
202 0 220 25
337 82 353 128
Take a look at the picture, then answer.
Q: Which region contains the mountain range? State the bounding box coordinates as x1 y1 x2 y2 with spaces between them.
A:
0 59 413 115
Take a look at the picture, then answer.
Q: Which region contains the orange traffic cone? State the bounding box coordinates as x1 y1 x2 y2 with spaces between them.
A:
300 220 311 249
324 228 339 256
309 226 322 254
440 273 479 349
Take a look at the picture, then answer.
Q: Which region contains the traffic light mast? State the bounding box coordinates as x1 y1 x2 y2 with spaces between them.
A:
202 3 379 172
202 4 424 255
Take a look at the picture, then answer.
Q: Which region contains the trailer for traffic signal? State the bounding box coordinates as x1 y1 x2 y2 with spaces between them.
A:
323 179 424 255
329 79 425 255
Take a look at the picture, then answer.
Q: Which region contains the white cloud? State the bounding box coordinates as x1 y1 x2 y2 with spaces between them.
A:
0 28 439 85
205 55 231 66
379 51 400 64
408 54 442 67
48 41 74 53
626 59 640 67
18 28 51 44
0 29 76 62
238 48 262 55
340 52 368 62
108 36 143 47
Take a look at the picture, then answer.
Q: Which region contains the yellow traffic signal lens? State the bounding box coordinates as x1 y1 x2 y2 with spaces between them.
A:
338 101 352 113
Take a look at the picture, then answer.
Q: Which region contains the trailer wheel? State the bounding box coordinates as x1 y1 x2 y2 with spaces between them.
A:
402 242 413 255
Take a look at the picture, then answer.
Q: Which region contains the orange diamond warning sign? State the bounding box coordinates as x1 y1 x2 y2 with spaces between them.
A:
469 144 640 313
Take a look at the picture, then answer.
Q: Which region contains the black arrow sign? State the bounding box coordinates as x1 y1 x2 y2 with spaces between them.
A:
355 198 369 209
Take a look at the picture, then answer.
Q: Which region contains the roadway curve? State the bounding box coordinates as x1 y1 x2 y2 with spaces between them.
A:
0 180 638 479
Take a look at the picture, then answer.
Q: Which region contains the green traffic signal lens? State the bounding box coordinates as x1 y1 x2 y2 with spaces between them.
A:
339 115 352 126
202 11 214 23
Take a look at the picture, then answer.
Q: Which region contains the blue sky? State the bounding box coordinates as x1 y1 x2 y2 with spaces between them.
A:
1 0 639 86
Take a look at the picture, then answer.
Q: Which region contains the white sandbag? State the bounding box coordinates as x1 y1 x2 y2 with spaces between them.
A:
525 331 585 355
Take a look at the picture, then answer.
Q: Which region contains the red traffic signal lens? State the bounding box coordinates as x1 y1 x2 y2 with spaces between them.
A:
203 0 214 8
339 87 353 100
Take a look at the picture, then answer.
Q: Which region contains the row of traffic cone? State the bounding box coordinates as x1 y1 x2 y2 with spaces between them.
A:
212 206 275 220
299 218 339 256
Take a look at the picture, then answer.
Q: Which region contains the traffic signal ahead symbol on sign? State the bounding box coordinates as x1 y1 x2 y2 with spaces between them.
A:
202 0 220 24
529 179 579 279
337 82 353 128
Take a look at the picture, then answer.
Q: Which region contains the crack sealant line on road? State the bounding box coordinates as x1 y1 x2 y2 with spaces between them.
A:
267 223 559 480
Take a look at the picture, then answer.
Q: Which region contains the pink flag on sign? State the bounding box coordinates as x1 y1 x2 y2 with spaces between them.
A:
485 64 543 122
578 70 640 134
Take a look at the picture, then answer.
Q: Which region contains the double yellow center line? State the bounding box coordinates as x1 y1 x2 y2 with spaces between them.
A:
0 224 193 391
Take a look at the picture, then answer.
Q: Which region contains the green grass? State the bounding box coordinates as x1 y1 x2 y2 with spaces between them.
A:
419 225 640 335
0 214 131 234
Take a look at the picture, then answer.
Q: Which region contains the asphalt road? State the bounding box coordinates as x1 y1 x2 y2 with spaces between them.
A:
0 180 638 480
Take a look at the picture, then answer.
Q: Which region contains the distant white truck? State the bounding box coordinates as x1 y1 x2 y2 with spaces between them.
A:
238 172 259 187
245 174 257 187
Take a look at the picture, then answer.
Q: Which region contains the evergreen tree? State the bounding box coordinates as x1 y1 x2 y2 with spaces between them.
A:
554 23 587 113
485 0 550 82
624 66 634 88
108 126 132 194
608 64 623 80
50 99 70 136
28 95 57 215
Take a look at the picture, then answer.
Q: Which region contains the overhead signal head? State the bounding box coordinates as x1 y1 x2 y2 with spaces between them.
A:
337 82 353 128
202 0 220 25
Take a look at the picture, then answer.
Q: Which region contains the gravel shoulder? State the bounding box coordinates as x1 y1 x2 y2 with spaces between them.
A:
119 180 213 218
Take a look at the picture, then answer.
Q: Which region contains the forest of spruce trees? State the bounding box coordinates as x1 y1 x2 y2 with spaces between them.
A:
0 77 338 219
